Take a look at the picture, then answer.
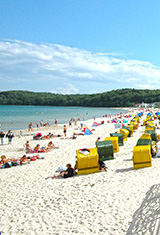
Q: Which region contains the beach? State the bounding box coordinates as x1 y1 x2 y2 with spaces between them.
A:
1 110 160 235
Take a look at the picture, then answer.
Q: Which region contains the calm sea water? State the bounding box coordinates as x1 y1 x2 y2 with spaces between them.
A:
0 105 127 132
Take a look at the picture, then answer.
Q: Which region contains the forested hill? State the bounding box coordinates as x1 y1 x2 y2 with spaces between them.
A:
0 89 160 107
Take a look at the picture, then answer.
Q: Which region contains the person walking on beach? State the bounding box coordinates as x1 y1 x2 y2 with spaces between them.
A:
28 122 34 131
6 130 14 144
55 118 57 126
0 131 5 145
63 125 67 136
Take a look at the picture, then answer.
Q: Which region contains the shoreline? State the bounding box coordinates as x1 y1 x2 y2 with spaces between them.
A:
0 106 130 133
6 107 132 136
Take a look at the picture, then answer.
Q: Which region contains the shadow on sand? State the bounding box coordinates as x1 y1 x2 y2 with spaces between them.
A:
116 167 134 173
126 183 160 234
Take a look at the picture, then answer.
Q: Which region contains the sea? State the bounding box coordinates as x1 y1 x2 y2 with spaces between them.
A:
0 105 128 132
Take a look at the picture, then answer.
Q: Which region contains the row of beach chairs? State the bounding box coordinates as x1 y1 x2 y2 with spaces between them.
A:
75 114 140 175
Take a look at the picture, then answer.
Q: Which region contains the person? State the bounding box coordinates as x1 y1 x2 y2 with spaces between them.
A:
20 155 31 165
63 125 67 136
47 141 59 149
41 132 54 139
33 132 42 140
60 135 77 140
96 137 101 142
19 130 23 137
0 131 5 145
99 159 108 171
25 141 35 154
55 119 57 126
36 123 39 129
51 163 74 179
34 144 43 152
20 154 44 163
6 130 14 144
0 155 12 168
41 134 50 140
69 120 72 127
152 141 158 157
34 144 49 153
28 122 34 131
73 132 84 136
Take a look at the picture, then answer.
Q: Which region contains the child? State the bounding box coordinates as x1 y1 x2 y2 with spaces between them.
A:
63 125 67 136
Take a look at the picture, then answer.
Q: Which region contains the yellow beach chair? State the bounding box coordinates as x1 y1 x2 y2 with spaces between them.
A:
133 145 152 169
76 148 99 175
104 136 119 153
120 128 129 141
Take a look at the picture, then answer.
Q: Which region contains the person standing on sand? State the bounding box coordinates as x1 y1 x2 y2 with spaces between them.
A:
0 131 5 145
6 130 14 144
28 122 34 131
63 125 67 136
19 130 23 137
55 118 57 126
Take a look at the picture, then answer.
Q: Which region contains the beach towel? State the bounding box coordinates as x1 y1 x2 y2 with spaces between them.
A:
79 148 90 155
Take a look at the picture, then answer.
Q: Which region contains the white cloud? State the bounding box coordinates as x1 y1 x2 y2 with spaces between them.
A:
51 83 79 94
0 39 160 93
138 84 155 89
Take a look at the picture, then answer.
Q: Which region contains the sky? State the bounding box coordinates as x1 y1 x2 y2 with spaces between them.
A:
1 0 160 94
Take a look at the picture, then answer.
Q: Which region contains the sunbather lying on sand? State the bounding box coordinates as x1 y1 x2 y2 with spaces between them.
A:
21 154 44 163
0 155 20 168
0 155 11 168
0 153 45 169
41 133 54 139
73 132 84 136
34 144 50 153
34 133 62 140
60 135 77 140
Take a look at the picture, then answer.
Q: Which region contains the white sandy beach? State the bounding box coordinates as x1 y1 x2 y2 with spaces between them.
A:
1 111 160 235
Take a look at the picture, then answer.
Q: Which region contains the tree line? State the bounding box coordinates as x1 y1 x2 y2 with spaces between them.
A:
0 89 160 107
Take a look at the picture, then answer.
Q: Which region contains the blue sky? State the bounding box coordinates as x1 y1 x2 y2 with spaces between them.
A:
1 0 160 94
